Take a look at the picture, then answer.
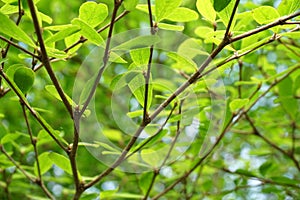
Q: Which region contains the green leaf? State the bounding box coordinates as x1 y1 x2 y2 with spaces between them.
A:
157 23 184 31
13 67 35 93
71 18 104 46
45 26 81 44
252 6 280 24
259 161 272 176
0 4 18 14
0 12 36 47
167 52 198 73
123 0 139 11
270 176 300 185
278 0 300 16
235 169 256 177
165 7 198 22
139 172 154 194
102 129 122 142
128 72 152 109
277 77 298 120
79 2 108 28
229 98 249 113
141 149 161 167
34 152 52 176
155 0 182 22
113 35 160 50
130 48 150 66
101 192 144 199
1 133 21 144
48 152 72 175
45 85 76 107
217 0 236 27
196 0 216 22
213 0 232 12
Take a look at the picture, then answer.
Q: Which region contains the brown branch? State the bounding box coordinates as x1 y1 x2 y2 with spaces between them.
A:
21 103 55 199
27 0 73 117
0 69 68 151
79 0 123 116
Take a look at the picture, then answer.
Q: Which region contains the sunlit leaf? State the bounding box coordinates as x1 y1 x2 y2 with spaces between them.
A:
0 12 36 47
34 152 52 176
79 2 108 28
165 7 198 22
155 0 182 22
196 0 216 22
71 18 104 46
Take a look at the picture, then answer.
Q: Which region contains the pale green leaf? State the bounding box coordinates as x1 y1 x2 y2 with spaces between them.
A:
45 26 80 44
229 98 249 112
278 0 300 16
157 23 184 31
165 7 198 22
130 48 150 66
48 152 72 175
167 52 197 73
34 152 52 176
79 2 108 28
218 0 236 27
113 35 160 50
252 6 280 24
123 0 139 11
196 0 216 22
71 18 104 46
0 4 18 14
141 149 161 167
155 0 182 22
0 12 36 47
102 129 122 142
45 85 76 107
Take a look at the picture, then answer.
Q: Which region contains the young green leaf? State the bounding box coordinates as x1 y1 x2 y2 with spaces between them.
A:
13 67 35 93
71 18 104 46
45 26 81 44
165 7 198 22
252 6 280 24
79 2 108 28
123 0 139 11
155 0 182 22
229 98 249 113
217 0 236 27
157 23 184 31
48 152 73 175
278 0 300 16
127 72 152 109
130 48 150 66
196 0 216 22
213 0 232 12
34 152 52 176
0 12 36 47
45 85 76 107
113 35 160 50
141 149 161 167
167 51 198 73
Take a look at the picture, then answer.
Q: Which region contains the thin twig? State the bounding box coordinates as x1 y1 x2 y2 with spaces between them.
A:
0 36 39 59
143 100 184 200
142 0 155 125
20 103 55 199
0 69 68 151
27 0 73 116
79 0 123 116
0 145 36 183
